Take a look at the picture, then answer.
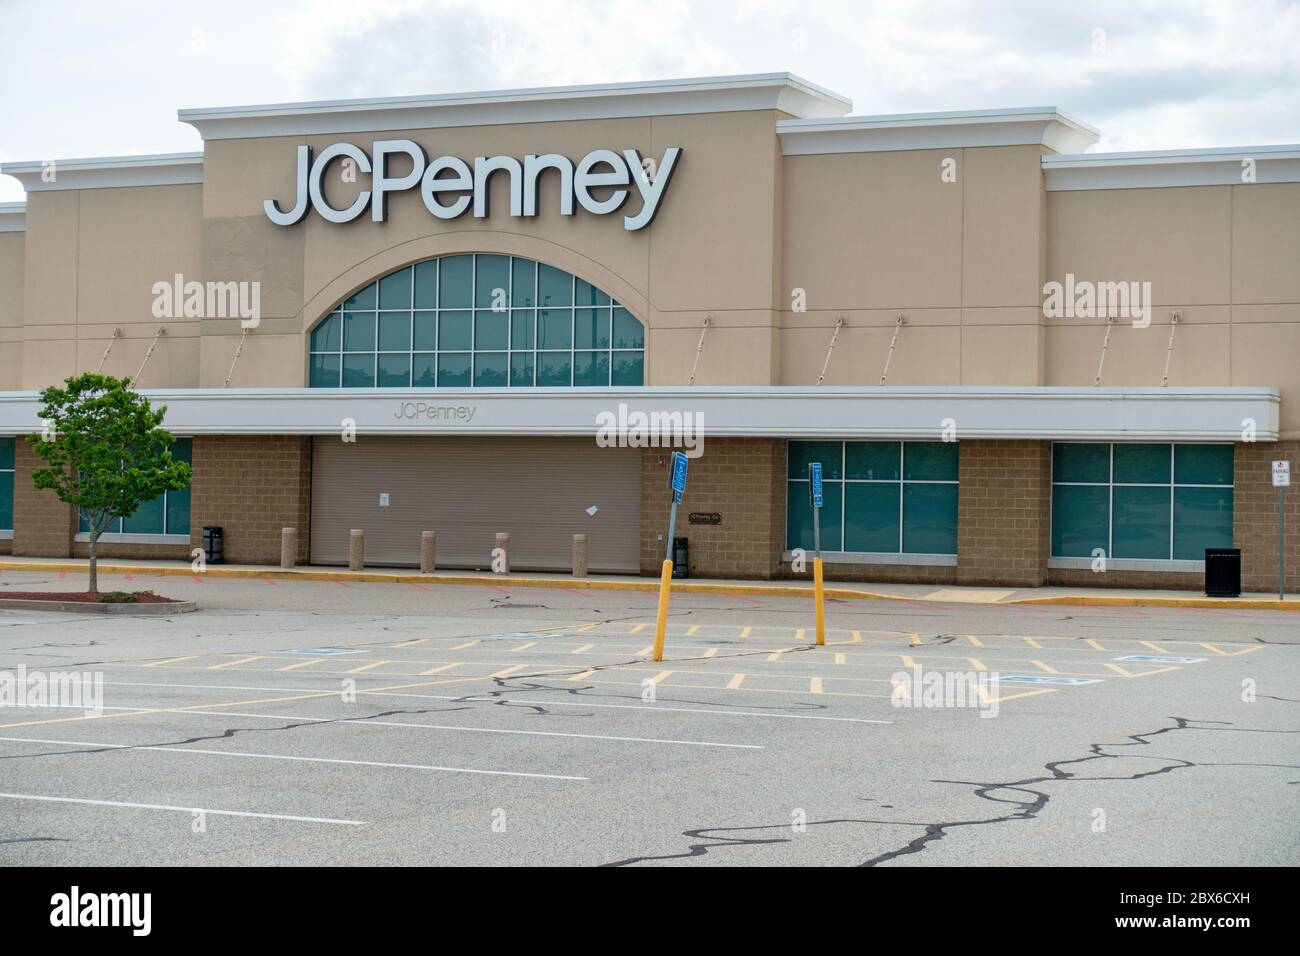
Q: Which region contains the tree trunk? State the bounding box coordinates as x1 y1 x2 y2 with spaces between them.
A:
88 531 98 595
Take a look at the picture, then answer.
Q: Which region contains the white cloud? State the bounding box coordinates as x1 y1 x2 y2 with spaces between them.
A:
1 0 1297 201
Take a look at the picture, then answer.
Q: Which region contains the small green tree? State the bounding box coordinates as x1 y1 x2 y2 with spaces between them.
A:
27 373 191 594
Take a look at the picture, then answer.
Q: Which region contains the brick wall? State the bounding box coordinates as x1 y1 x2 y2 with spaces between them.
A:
639 438 785 579
11 439 74 557
189 436 312 565
957 440 1050 587
1235 440 1300 594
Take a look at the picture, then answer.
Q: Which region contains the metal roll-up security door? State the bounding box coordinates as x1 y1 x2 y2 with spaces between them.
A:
310 436 641 571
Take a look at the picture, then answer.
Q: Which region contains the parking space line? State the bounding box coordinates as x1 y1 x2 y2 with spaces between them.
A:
489 664 529 678
1030 660 1059 674
1103 662 1134 677
277 658 326 672
568 669 596 682
0 735 589 782
0 792 367 826
513 641 539 652
966 636 984 647
211 656 264 670
390 638 428 648
702 648 718 658
726 674 746 690
450 640 480 651
570 643 595 654
1085 639 1105 651
685 625 700 636
809 678 824 694
419 663 459 676
143 656 198 668
1023 637 1042 649
630 624 647 634
1139 640 1167 653
740 627 752 639
346 660 390 674
968 658 986 672
834 653 846 665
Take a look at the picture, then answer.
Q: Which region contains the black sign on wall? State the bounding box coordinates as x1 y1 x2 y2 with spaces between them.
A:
688 512 722 525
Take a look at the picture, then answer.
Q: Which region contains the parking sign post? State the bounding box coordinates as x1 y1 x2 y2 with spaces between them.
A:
653 452 690 662
809 462 826 647
1274 460 1290 601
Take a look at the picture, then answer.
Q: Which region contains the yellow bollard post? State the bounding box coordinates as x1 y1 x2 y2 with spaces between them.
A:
813 556 826 646
652 558 674 662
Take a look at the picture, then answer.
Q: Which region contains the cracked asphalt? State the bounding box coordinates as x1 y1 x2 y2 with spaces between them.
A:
0 568 1296 866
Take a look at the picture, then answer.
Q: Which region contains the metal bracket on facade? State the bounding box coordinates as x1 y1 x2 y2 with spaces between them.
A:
134 326 167 385
1094 315 1116 386
94 328 122 373
817 314 847 385
879 313 905 385
687 314 711 386
223 328 251 387
1161 311 1181 387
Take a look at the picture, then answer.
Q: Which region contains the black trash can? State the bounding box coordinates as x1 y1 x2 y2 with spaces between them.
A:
202 526 224 565
672 537 689 579
1204 548 1240 597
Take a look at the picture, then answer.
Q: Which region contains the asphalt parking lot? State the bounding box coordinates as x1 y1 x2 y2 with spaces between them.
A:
0 568 1296 866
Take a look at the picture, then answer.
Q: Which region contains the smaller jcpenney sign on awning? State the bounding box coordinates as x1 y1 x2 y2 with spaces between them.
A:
0 386 1280 441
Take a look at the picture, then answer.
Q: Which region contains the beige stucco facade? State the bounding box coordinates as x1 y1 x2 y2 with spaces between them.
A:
0 74 1296 590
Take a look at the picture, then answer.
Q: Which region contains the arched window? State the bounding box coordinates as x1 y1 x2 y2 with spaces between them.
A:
308 254 645 388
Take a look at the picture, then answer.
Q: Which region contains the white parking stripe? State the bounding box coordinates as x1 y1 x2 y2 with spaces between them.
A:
94 679 891 724
0 735 588 781
0 792 366 825
175 709 763 749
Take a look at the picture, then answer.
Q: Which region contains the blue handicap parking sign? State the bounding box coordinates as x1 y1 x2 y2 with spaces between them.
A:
1114 654 1205 665
809 462 824 508
670 451 689 500
995 675 1102 686
279 647 367 656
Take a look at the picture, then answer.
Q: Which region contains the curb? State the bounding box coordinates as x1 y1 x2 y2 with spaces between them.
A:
0 560 1293 611
0 598 199 615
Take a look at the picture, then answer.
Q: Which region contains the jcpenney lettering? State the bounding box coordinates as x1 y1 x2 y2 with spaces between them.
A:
264 143 682 231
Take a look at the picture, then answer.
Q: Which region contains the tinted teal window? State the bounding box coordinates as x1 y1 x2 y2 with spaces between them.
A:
1114 443 1170 484
309 255 643 387
537 353 571 386
413 260 438 308
1 436 15 470
844 483 899 552
378 268 411 310
343 313 375 352
538 264 572 306
1175 445 1233 485
511 259 536 307
904 442 958 482
437 353 471 387
413 313 437 351
378 312 411 351
310 353 341 388
438 255 472 308
342 354 375 387
575 309 611 349
123 494 165 535
1051 485 1109 557
474 254 510 308
510 353 534 387
788 441 842 480
1112 486 1171 558
613 308 644 349
1173 487 1233 559
0 471 12 531
377 353 411 387
438 312 471 350
310 313 340 352
166 486 191 536
904 483 958 554
787 480 843 552
473 311 508 351
473 353 507 387
538 310 572 349
845 442 899 481
611 352 643 386
1054 443 1109 483
413 353 436 387
573 351 610 386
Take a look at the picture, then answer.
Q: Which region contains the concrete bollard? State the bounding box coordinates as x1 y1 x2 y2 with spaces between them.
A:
420 531 436 574
572 534 588 577
349 529 364 571
494 532 511 573
281 527 296 569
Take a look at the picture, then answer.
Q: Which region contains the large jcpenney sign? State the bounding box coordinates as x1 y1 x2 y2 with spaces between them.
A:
264 142 681 231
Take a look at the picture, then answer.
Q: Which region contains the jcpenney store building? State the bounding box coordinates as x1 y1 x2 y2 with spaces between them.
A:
0 74 1297 590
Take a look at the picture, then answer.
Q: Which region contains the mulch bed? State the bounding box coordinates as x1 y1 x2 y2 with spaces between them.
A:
0 591 176 604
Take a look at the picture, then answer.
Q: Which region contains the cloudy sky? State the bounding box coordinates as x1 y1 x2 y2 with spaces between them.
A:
1 0 1297 201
